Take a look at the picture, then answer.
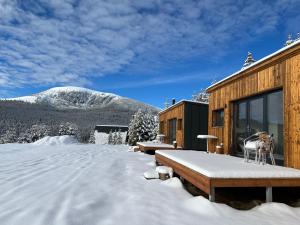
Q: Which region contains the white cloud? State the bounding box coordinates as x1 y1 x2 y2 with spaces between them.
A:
104 73 222 90
0 0 298 89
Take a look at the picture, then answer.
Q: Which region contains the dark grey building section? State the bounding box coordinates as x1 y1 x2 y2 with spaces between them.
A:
95 125 128 133
184 102 208 150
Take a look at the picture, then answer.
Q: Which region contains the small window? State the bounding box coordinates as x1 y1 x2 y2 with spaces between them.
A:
177 119 182 130
212 109 224 127
159 121 165 133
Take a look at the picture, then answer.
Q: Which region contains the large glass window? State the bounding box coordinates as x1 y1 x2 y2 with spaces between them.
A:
249 97 264 134
236 102 247 129
168 119 177 144
267 91 283 160
235 102 247 153
233 90 283 164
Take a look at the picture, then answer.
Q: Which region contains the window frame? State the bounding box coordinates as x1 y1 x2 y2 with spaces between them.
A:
177 119 182 130
212 108 224 127
159 121 165 134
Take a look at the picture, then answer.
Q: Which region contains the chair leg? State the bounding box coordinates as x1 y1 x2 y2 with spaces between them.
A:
247 150 250 162
257 151 261 164
270 153 276 165
244 149 249 162
255 150 258 163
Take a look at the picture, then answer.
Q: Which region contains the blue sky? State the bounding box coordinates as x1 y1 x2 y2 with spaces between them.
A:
0 0 299 108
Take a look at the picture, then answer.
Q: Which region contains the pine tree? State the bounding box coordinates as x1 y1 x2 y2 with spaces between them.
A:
116 129 123 145
58 122 78 136
192 89 209 103
128 110 158 145
128 110 144 145
89 130 95 144
113 131 118 145
0 127 18 143
107 130 113 144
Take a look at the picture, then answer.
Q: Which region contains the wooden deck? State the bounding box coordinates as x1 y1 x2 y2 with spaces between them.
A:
137 142 179 152
155 151 300 202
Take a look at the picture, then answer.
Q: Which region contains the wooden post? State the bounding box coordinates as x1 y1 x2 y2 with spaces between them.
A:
209 187 215 202
266 187 273 202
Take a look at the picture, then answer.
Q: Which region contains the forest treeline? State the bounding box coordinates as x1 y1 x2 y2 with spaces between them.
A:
0 101 135 144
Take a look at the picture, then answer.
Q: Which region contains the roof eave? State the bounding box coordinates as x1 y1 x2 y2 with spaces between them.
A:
206 40 300 93
159 100 208 115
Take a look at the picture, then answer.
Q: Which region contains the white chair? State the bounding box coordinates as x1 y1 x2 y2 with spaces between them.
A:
156 134 165 143
243 132 266 162
257 133 276 165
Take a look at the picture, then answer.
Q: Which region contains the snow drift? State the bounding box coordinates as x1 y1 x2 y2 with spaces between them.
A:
32 135 78 145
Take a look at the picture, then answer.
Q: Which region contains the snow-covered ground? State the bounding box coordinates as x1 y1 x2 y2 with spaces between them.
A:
0 144 299 225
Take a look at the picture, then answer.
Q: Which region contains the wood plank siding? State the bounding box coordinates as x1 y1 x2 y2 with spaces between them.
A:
207 43 300 169
159 101 208 150
159 102 185 147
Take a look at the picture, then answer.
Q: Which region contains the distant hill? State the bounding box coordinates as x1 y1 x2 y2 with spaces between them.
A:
5 86 159 112
0 87 159 143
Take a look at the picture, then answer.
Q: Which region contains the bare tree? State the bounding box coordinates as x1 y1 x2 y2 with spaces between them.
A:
192 89 209 103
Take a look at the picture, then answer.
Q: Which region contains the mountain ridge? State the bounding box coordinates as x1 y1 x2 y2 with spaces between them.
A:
4 86 159 112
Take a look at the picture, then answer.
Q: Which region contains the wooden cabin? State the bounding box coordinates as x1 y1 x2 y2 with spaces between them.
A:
159 100 208 150
206 39 300 169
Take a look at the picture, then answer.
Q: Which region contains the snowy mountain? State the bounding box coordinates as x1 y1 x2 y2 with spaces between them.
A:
5 86 159 112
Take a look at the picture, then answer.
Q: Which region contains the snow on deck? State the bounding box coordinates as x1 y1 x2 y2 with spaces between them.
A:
137 142 175 148
156 150 300 178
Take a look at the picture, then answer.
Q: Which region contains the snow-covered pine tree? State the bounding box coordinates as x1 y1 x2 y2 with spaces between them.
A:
89 130 95 144
17 132 31 143
153 115 159 140
143 113 158 141
192 88 209 103
113 131 118 145
18 129 31 143
31 124 50 140
128 110 158 146
14 124 50 143
58 122 78 136
116 129 123 145
0 127 18 143
58 123 68 135
107 130 113 144
128 110 144 145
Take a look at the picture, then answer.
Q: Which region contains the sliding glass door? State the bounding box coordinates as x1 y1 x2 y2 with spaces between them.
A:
233 90 283 164
234 97 264 156
168 119 177 144
267 91 284 160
